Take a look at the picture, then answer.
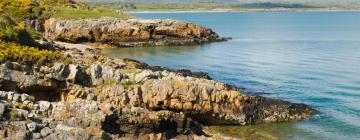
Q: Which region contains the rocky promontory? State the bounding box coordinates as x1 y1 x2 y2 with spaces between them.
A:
0 41 315 139
44 17 226 47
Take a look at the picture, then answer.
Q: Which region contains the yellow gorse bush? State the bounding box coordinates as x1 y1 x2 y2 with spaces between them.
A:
0 0 35 23
0 40 71 65
13 22 26 31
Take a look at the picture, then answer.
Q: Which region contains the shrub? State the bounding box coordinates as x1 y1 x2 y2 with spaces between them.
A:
0 0 35 24
0 21 37 46
0 40 72 65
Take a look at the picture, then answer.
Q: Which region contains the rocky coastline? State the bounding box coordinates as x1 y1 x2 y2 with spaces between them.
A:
0 41 315 139
0 17 315 139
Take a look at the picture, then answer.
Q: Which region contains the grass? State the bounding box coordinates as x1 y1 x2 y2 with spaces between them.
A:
122 81 135 89
52 6 129 19
7 109 19 121
121 69 143 75
103 80 118 85
121 81 144 89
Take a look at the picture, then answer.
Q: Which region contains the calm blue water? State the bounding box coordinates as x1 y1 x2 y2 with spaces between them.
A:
103 12 360 139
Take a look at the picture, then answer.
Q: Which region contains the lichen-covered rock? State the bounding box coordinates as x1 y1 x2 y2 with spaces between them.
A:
48 63 70 81
44 17 226 47
51 99 105 128
0 63 58 92
0 101 6 117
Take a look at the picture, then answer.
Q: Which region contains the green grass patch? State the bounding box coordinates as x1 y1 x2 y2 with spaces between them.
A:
6 109 19 121
121 69 142 75
103 79 118 85
52 6 129 19
121 81 144 89
122 81 134 90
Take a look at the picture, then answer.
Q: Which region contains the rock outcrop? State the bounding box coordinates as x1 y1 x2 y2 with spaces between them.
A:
44 17 226 47
0 42 315 139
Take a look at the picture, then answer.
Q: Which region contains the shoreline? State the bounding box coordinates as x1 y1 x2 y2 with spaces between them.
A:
126 9 360 14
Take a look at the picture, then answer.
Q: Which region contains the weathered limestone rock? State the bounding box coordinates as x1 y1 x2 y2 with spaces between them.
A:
26 122 37 132
48 63 70 81
38 101 51 112
40 127 54 137
51 99 105 128
0 101 6 117
0 66 58 92
44 17 226 47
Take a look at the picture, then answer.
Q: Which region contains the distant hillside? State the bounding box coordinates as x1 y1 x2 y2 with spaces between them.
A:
88 0 360 11
232 2 322 9
86 0 360 3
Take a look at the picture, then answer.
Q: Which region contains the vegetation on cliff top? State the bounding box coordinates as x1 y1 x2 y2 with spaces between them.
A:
0 0 36 24
1 0 129 25
0 0 128 66
0 0 129 41
52 6 129 19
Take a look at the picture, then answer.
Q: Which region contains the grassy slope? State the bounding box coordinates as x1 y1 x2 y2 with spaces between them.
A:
52 6 129 19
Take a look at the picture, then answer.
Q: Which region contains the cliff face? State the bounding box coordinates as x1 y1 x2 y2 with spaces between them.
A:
0 42 315 139
44 17 226 47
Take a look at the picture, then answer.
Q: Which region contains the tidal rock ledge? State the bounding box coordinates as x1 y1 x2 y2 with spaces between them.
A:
44 17 226 47
0 43 314 139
